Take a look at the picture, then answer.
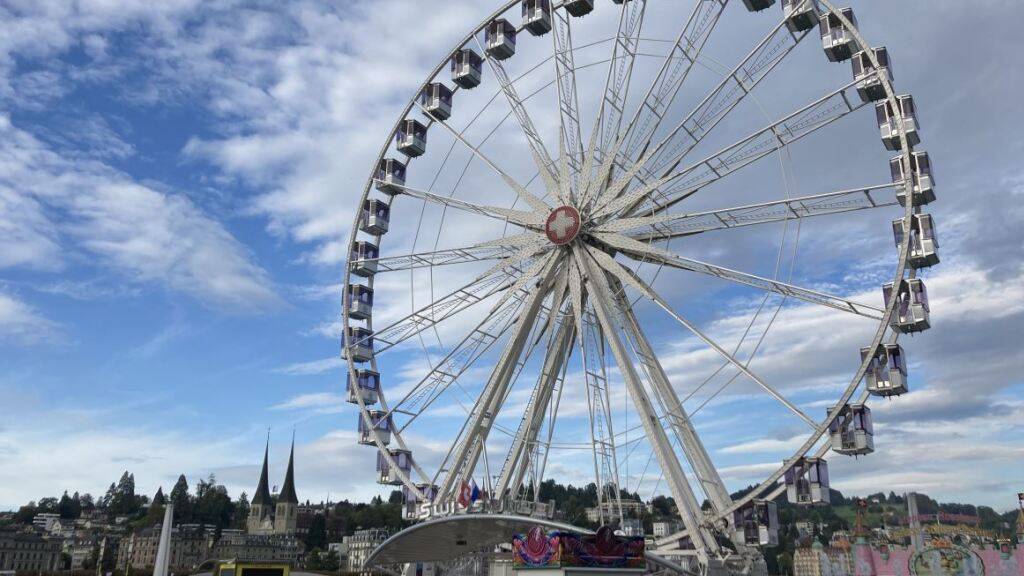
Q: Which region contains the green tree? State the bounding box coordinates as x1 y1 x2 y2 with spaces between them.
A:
322 549 340 572
170 474 192 522
306 514 328 550
234 492 250 529
306 548 323 570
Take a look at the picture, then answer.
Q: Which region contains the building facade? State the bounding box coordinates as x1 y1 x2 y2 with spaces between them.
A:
794 541 854 576
212 530 301 564
584 499 647 524
344 529 389 572
248 440 299 536
0 528 62 572
115 525 213 571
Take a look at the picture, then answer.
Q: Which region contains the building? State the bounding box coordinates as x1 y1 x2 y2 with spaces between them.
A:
31 513 61 532
584 499 647 524
248 439 299 536
1017 492 1023 540
0 527 62 572
796 521 821 537
212 530 302 564
794 541 853 576
344 529 389 572
620 518 644 537
116 525 213 571
653 520 684 538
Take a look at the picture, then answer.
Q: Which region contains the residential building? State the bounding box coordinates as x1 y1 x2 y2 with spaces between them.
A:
584 499 647 524
31 513 61 532
796 521 821 537
0 527 62 572
116 525 213 571
212 530 302 564
653 520 683 539
794 541 853 576
344 529 389 572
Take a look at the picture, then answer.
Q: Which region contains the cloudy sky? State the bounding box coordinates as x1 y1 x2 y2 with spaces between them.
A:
1 0 1022 514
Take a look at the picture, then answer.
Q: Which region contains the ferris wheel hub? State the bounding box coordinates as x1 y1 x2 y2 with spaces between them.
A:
545 205 582 246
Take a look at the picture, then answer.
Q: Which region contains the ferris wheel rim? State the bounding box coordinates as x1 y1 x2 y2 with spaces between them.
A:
340 0 928 545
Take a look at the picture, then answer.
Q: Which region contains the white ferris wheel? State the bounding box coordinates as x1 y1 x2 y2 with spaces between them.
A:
341 0 937 571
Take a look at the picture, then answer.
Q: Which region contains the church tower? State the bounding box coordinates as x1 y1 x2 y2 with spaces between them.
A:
247 440 275 534
274 437 299 534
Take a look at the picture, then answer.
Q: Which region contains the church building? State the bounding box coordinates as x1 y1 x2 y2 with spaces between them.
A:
247 439 299 536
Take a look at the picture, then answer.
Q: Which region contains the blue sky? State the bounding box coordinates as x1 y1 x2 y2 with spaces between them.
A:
1 0 1022 513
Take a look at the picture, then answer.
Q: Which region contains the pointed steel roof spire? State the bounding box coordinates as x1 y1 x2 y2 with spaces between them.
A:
251 431 273 507
278 430 299 504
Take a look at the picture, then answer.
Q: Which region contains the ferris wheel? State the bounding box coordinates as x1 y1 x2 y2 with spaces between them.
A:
342 0 937 570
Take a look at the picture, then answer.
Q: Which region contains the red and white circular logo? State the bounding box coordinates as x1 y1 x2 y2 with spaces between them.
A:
545 206 581 246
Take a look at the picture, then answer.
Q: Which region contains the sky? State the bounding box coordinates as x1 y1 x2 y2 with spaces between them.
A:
1 0 1022 515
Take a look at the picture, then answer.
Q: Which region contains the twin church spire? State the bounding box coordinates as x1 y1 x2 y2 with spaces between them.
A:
247 433 299 535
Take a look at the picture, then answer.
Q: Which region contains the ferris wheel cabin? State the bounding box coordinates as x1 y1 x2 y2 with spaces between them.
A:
403 484 438 520
733 500 779 547
358 410 393 446
742 0 775 12
862 343 908 397
782 0 819 33
785 457 831 506
350 241 379 277
377 449 414 485
893 214 940 269
883 278 931 334
892 151 936 207
485 19 517 60
360 199 390 236
852 47 892 103
397 118 428 157
346 368 380 406
564 0 595 17
451 48 483 89
876 95 921 151
828 403 874 456
819 8 859 63
522 0 552 36
346 283 374 320
376 158 406 195
420 83 453 121
343 326 374 362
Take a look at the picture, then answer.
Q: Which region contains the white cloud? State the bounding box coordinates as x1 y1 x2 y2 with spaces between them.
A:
274 357 343 376
0 291 59 345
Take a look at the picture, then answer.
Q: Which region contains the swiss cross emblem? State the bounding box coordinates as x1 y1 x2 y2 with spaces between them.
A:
545 206 581 245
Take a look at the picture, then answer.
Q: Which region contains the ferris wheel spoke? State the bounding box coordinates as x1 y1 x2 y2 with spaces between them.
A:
573 244 720 560
600 183 900 240
435 256 559 506
382 181 545 229
414 98 551 214
577 0 647 209
594 230 884 319
616 0 729 167
646 19 814 176
367 233 546 274
494 295 575 503
474 37 563 204
604 81 866 219
363 255 539 356
551 9 585 203
584 243 818 429
607 278 733 513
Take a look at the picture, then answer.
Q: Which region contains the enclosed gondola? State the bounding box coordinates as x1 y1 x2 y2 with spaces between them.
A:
782 0 819 33
350 241 379 277
883 278 930 334
397 118 428 157
564 0 594 17
852 47 891 103
892 151 935 207
876 95 920 151
862 343 908 397
343 326 374 362
522 0 552 36
485 19 517 60
358 410 392 446
827 404 874 456
893 214 939 269
733 500 779 547
819 8 859 62
450 48 483 89
377 449 413 485
743 0 775 12
785 457 830 505
346 283 374 321
419 83 453 121
347 368 380 406
375 158 406 195
360 199 390 236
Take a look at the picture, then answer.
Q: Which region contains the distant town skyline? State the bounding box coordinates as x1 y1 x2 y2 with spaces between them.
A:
1 0 1021 512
